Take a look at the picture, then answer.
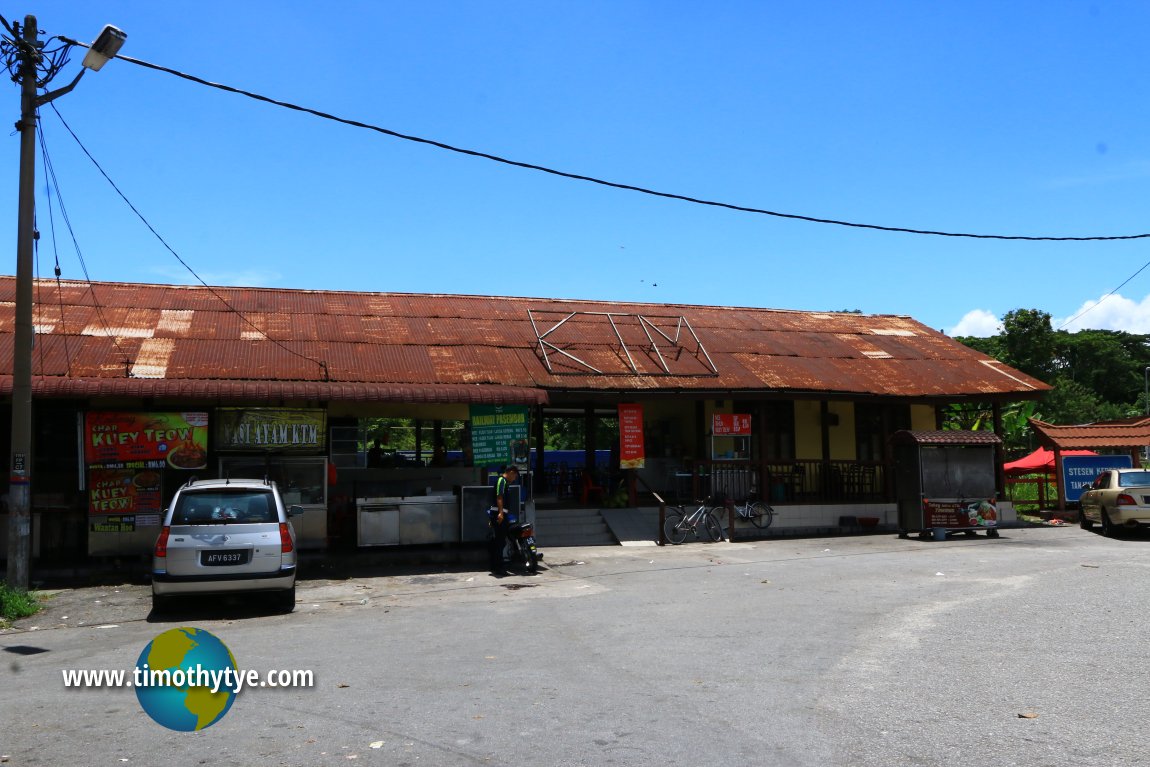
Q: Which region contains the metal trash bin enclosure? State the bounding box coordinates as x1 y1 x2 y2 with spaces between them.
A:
892 430 1002 539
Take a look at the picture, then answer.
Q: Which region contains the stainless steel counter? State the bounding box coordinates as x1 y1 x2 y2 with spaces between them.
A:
356 495 459 546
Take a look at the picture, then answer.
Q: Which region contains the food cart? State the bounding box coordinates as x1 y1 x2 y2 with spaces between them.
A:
892 430 1003 539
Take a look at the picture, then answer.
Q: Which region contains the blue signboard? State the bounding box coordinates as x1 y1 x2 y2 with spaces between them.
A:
1062 454 1133 502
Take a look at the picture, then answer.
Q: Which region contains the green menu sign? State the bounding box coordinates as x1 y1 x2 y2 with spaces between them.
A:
469 405 530 467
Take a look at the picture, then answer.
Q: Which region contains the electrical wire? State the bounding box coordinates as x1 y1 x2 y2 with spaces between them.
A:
56 37 1150 244
42 33 1150 335
45 103 332 380
37 117 131 375
0 18 72 88
1055 258 1150 330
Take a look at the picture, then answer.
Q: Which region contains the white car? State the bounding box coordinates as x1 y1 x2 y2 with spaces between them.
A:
151 477 302 612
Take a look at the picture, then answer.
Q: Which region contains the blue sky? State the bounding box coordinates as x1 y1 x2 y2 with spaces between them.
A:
2 1 1149 337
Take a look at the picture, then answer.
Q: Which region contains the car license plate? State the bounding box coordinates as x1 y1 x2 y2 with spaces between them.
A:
201 550 250 566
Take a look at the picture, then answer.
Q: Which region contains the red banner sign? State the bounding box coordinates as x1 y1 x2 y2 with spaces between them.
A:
618 403 645 469
712 413 752 436
88 467 162 515
84 412 209 469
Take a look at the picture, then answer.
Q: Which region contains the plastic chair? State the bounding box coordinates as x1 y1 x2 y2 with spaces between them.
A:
580 469 606 505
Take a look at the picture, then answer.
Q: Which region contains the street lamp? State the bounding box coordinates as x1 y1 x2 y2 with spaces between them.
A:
81 25 126 72
4 16 125 589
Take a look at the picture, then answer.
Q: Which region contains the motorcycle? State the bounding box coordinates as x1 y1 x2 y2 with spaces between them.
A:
503 512 540 573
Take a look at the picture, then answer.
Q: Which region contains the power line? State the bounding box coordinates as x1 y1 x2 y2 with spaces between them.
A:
58 37 1150 244
1056 258 1150 330
46 102 331 379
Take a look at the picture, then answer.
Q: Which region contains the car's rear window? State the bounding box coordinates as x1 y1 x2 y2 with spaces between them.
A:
172 491 276 524
1118 471 1150 487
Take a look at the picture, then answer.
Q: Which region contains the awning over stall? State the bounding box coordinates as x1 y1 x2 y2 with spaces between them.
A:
1003 446 1096 475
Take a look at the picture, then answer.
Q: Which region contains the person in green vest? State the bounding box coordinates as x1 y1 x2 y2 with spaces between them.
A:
488 466 519 576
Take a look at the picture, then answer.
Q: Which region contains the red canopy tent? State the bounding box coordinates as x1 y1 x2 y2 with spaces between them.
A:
1004 447 1096 475
1004 447 1098 512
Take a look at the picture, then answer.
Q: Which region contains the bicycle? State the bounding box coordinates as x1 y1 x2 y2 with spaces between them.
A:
663 498 724 544
722 494 775 529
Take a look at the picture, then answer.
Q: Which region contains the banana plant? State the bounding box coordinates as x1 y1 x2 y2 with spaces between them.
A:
942 400 1041 454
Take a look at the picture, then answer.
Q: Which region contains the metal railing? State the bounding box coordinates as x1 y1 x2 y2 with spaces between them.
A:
680 459 888 505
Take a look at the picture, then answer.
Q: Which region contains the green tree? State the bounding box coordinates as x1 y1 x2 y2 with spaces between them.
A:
544 417 585 451
1000 308 1056 381
955 308 1150 448
1055 329 1150 407
1042 378 1126 425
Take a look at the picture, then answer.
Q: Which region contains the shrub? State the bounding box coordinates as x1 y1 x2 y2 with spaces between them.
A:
0 582 41 623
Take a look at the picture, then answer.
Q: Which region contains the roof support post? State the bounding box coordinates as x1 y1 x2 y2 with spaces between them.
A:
583 406 596 482
992 402 1005 503
1054 448 1066 515
533 404 545 495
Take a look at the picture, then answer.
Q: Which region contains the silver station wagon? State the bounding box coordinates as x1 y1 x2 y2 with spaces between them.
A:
151 477 302 613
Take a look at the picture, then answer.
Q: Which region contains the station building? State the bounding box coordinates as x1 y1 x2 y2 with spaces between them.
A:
0 276 1048 562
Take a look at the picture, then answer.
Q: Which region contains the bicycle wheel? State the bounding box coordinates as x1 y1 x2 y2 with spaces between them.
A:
664 511 688 545
749 501 774 529
704 511 723 542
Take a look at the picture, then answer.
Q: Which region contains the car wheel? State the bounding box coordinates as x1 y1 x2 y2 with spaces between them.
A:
151 591 171 614
1079 509 1094 530
1101 509 1117 538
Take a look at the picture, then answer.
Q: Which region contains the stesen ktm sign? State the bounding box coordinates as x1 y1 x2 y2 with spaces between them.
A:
1062 454 1133 502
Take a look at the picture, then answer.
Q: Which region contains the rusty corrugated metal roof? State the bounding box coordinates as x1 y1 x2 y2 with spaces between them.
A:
0 277 1050 404
1029 418 1150 449
890 429 1003 446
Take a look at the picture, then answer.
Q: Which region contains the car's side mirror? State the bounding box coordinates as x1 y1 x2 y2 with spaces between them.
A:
288 504 305 517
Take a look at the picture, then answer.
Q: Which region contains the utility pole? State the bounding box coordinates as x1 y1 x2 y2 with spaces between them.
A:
7 14 40 590
4 16 124 589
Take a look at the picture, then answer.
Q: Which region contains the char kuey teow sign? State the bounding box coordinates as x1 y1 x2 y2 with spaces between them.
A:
215 408 327 452
84 411 209 470
83 411 210 517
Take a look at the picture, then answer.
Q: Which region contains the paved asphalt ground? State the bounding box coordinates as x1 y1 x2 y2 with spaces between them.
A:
1 526 1147 766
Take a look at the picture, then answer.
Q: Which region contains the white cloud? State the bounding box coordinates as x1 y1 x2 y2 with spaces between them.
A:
948 309 1002 337
148 267 283 288
1055 293 1150 333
